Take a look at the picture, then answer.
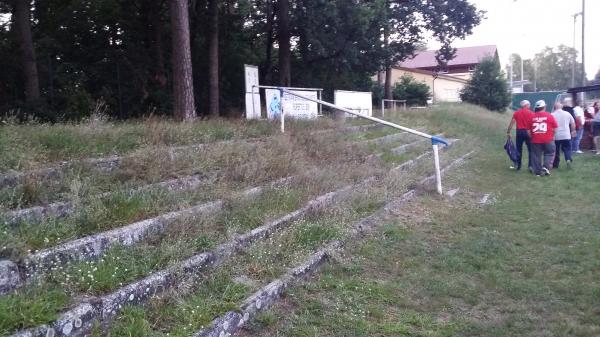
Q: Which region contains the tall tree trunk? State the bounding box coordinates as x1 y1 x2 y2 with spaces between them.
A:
151 10 167 89
383 24 392 102
262 0 274 83
277 0 291 87
207 0 219 117
13 0 40 103
170 0 196 121
385 67 392 100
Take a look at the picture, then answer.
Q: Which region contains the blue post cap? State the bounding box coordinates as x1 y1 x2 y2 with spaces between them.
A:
431 135 449 146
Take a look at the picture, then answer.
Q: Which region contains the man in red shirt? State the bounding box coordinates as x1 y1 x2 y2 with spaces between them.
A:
528 100 558 176
507 100 533 170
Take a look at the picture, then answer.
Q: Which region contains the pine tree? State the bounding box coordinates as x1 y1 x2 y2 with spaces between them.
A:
207 0 219 117
170 0 196 121
13 0 40 103
460 57 511 112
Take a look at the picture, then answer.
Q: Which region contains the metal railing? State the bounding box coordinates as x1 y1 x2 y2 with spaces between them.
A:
277 88 449 195
381 99 407 116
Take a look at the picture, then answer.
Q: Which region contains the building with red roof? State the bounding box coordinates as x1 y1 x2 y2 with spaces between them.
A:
375 45 499 103
398 45 499 80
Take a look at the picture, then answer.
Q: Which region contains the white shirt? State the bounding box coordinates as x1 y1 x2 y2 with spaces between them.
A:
552 109 575 140
574 106 585 126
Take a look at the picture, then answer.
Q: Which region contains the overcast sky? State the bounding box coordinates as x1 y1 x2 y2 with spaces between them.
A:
428 0 600 80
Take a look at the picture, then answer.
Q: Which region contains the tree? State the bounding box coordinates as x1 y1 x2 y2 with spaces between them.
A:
460 57 510 112
382 0 484 103
516 46 584 92
0 0 485 120
13 0 40 103
207 0 219 117
531 46 583 91
170 0 196 120
505 53 524 83
277 0 291 86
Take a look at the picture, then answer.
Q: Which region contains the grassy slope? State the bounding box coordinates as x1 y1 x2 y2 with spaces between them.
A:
0 115 413 335
239 104 600 337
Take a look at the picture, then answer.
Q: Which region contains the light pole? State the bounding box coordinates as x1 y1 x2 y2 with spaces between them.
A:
581 0 586 87
572 12 582 88
509 54 513 92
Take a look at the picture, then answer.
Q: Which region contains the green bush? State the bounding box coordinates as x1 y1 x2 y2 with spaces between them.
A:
392 75 430 106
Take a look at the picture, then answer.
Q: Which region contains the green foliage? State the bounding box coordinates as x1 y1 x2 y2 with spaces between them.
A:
509 46 585 92
103 306 164 337
145 272 248 337
392 75 430 106
529 45 585 91
294 223 338 249
217 188 303 230
0 0 484 120
56 244 169 294
0 286 69 334
371 82 384 105
460 57 511 112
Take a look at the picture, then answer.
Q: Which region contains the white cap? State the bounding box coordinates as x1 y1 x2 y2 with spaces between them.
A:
563 97 572 102
520 100 530 107
535 100 546 109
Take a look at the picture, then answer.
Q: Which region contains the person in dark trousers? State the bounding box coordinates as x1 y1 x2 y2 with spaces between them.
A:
528 100 558 176
551 102 575 168
506 100 533 170
562 97 580 152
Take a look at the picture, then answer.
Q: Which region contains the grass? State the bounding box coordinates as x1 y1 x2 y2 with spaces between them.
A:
0 103 507 337
237 104 600 336
0 286 69 335
101 271 249 337
217 187 306 231
0 117 374 212
97 183 408 337
0 118 283 172
0 165 393 331
0 184 222 258
0 116 361 173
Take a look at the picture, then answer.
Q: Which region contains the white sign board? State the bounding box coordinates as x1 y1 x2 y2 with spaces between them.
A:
281 90 319 120
244 65 261 119
334 90 373 117
265 89 282 120
264 89 318 120
244 64 259 93
245 93 261 119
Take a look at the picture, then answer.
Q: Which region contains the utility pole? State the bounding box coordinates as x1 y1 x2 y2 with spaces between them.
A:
533 61 537 92
520 56 524 92
581 0 586 87
509 54 513 93
572 12 581 88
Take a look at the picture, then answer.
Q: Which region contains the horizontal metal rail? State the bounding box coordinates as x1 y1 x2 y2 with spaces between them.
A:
278 87 448 194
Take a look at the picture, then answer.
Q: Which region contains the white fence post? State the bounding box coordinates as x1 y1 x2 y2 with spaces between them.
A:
432 143 442 195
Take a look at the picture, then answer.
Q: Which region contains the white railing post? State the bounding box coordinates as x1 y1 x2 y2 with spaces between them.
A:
432 143 442 195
